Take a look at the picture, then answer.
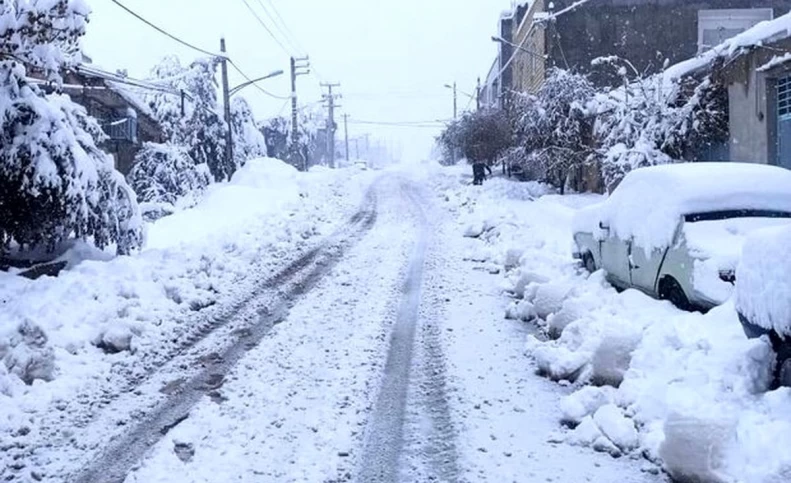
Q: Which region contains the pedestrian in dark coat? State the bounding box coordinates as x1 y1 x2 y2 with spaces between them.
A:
472 163 485 185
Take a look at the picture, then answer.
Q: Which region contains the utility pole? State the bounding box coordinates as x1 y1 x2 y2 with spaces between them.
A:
343 113 350 161
321 82 341 168
290 56 310 168
476 77 481 111
453 81 458 119
220 38 233 176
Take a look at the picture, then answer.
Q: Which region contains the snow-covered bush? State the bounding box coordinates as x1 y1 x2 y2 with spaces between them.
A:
231 96 267 167
127 142 211 206
589 57 728 190
0 0 143 256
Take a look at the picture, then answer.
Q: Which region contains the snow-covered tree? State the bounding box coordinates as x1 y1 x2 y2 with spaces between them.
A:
144 56 230 182
510 69 596 191
454 110 512 166
127 143 211 206
231 96 267 167
0 0 143 256
262 116 290 160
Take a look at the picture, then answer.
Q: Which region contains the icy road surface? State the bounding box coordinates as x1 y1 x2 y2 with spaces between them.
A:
22 172 663 482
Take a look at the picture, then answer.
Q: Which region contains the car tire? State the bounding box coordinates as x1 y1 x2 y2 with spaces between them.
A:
582 252 596 274
660 277 693 311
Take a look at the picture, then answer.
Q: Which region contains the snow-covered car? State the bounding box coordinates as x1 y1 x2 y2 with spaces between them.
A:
572 163 791 310
736 225 791 385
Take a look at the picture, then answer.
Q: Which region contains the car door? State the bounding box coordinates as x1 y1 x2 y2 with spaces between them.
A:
629 242 666 296
598 223 631 288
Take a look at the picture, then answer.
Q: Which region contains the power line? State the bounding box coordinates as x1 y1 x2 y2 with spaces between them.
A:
107 0 222 58
262 0 306 54
253 0 302 55
240 0 293 56
228 59 292 100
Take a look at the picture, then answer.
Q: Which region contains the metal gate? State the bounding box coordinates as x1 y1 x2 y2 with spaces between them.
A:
777 75 791 169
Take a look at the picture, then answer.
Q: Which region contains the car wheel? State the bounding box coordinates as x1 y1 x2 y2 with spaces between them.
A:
660 277 693 311
582 252 596 274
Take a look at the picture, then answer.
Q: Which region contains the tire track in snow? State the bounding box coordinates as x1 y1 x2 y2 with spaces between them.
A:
68 186 379 483
357 182 461 483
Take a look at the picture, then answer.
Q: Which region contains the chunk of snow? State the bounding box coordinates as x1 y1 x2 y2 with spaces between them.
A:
505 300 537 322
659 413 736 483
560 386 616 425
511 271 550 299
590 332 640 387
566 415 605 447
532 282 574 319
593 404 639 452
463 222 485 238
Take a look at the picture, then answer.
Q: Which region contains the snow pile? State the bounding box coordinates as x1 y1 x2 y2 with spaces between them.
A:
443 166 791 482
736 225 791 336
0 158 370 436
574 163 791 252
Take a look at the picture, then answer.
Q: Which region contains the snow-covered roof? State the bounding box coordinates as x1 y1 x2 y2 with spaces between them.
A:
664 12 791 85
574 162 791 251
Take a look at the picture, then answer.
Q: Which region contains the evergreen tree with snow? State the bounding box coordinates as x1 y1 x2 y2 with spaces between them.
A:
0 0 143 256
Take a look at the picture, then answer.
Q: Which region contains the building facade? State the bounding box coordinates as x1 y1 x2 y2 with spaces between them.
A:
550 0 791 86
486 0 791 100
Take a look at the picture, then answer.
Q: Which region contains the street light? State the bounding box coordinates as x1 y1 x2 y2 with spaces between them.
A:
229 69 284 96
491 36 548 60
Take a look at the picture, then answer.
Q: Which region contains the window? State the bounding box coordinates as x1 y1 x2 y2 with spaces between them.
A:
698 9 773 52
779 76 791 119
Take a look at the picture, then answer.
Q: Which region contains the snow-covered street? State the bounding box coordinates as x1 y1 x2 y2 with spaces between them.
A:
2 163 673 482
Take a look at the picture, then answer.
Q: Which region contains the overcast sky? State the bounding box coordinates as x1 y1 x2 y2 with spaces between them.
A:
83 0 514 161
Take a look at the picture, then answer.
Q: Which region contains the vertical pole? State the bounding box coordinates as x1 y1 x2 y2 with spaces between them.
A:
328 85 335 168
476 77 481 111
355 138 359 159
290 57 298 146
453 81 458 119
180 89 185 116
220 38 233 178
343 114 350 161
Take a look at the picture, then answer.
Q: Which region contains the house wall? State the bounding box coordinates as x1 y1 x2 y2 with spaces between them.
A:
728 69 769 164
549 0 791 87
511 0 548 94
720 37 791 167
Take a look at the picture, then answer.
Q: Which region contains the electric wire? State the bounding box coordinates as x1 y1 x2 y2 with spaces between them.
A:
107 0 222 58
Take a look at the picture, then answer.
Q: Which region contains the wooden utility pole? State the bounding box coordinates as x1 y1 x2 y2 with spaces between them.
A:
290 56 310 169
343 113 350 161
321 82 341 168
220 38 233 175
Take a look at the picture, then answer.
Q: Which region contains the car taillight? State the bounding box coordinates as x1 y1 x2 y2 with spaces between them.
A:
719 269 736 284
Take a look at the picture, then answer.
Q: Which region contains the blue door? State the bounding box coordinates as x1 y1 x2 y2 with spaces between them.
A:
777 76 791 169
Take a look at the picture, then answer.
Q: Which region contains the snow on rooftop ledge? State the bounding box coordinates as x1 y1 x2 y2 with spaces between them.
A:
664 12 791 85
574 162 791 251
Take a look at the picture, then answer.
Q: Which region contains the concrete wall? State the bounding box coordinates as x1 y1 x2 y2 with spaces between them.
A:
728 70 769 164
549 0 791 87
718 37 791 166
